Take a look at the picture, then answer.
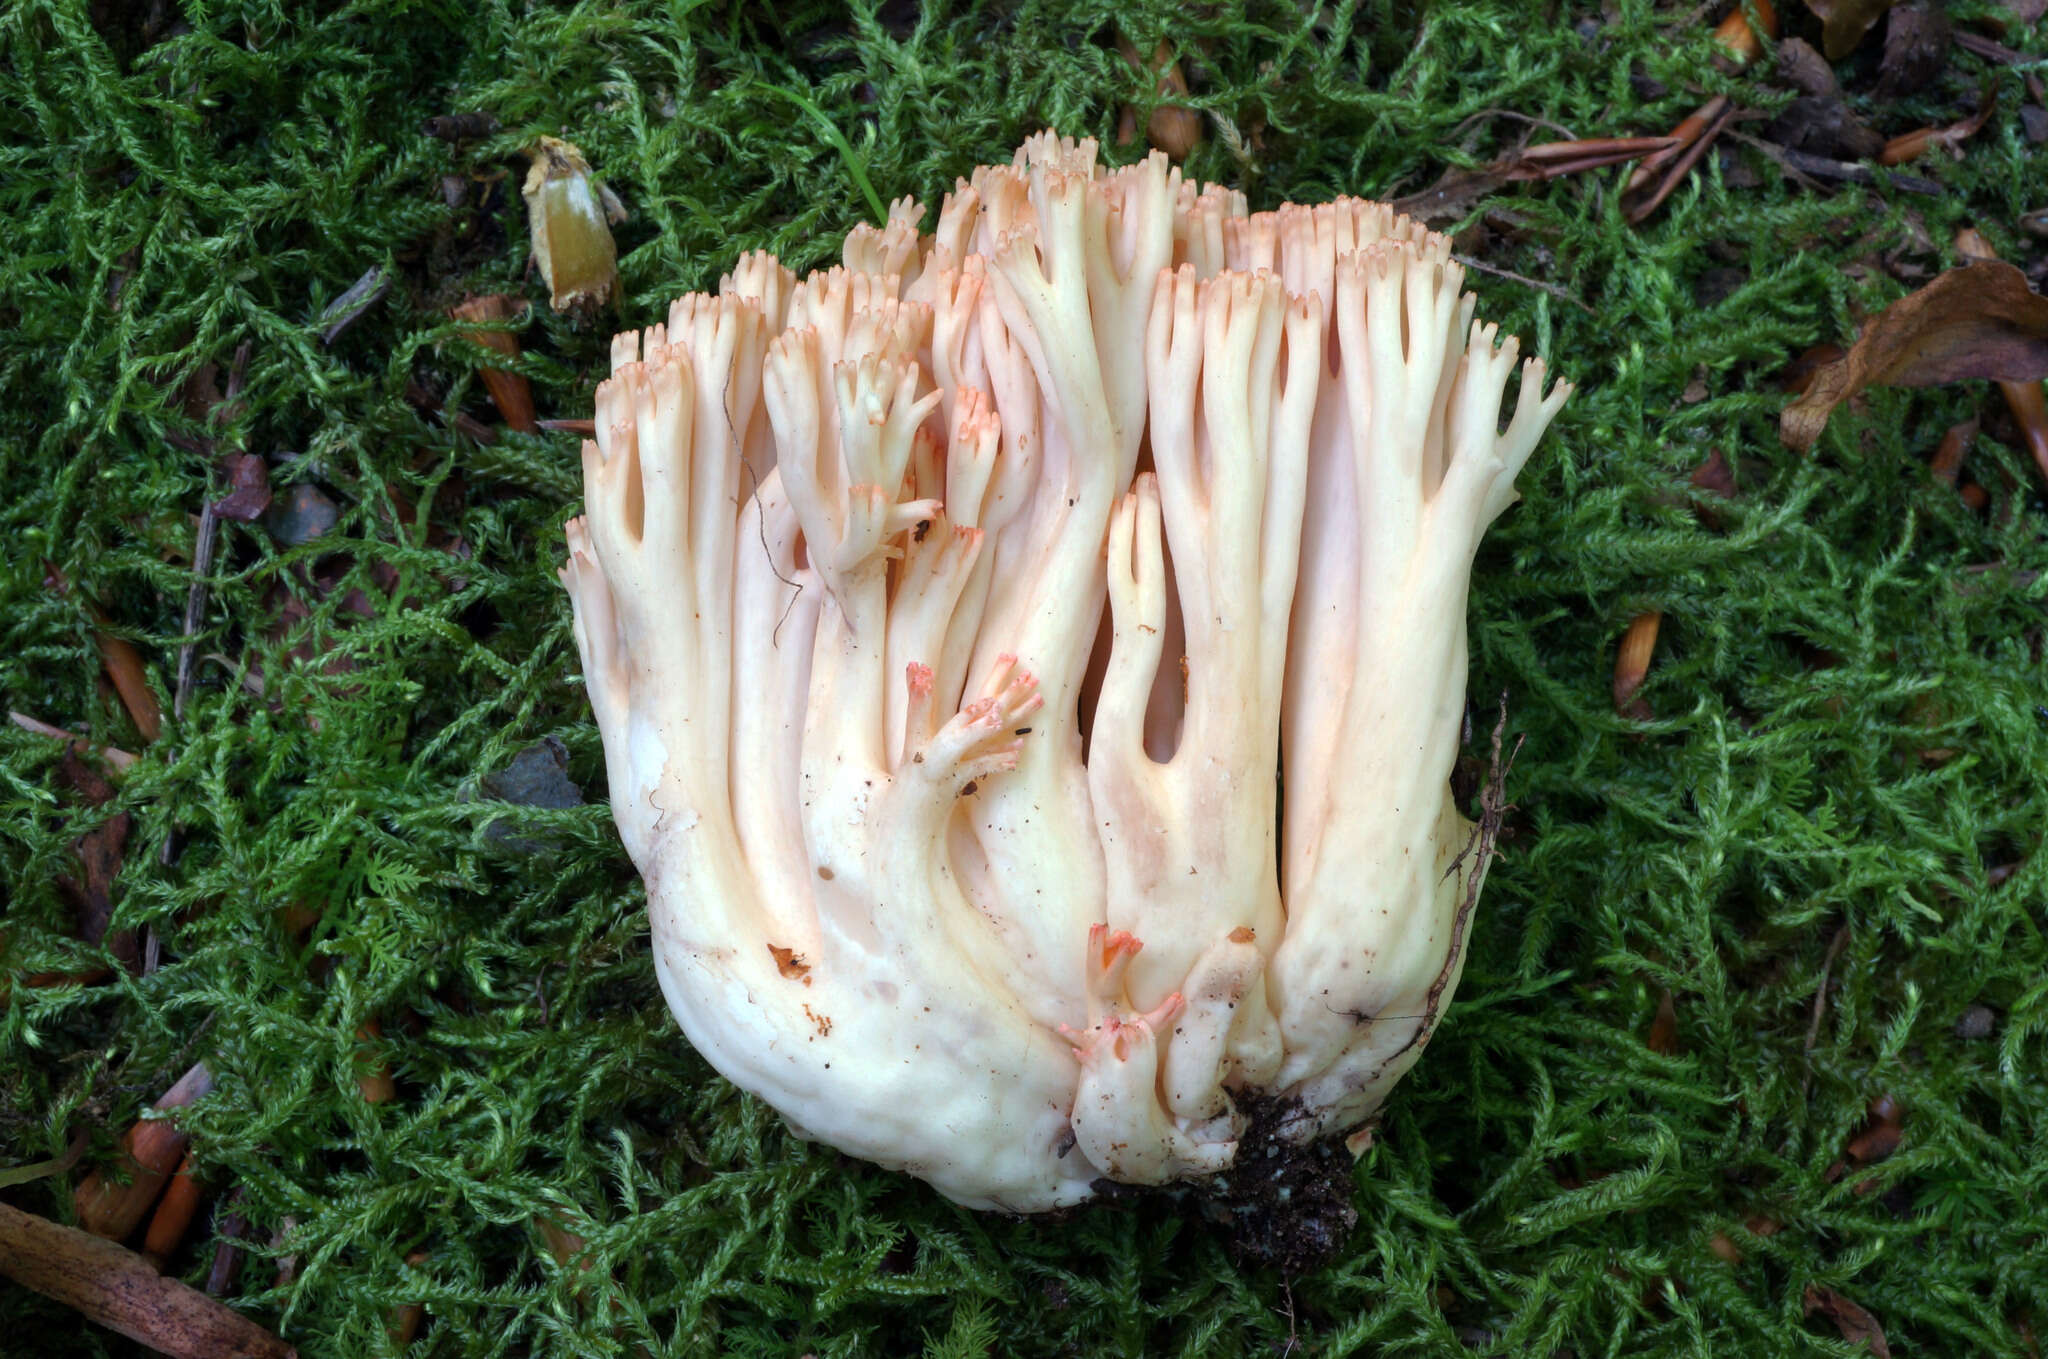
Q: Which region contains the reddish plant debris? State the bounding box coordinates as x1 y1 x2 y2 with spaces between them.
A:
73 1063 216 1242
1825 1093 1904 1188
1807 0 1895 60
1115 35 1202 161
1646 990 1681 1055
210 453 272 522
1929 418 1977 486
140 1152 204 1270
1614 611 1663 719
449 294 537 433
1879 89 1995 166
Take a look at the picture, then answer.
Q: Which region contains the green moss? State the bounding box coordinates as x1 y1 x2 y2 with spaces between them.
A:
3 0 2044 1354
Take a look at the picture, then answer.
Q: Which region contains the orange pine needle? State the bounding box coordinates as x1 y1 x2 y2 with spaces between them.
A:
140 1153 204 1269
450 295 538 433
74 1063 215 1242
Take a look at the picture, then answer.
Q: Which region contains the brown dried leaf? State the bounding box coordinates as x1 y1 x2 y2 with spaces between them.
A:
1646 990 1681 1054
1804 1284 1892 1357
210 453 271 522
1807 0 1897 61
1780 261 2048 450
53 752 137 968
1690 449 1738 497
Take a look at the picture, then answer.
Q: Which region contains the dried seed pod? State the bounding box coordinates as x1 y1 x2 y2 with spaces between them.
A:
523 137 619 313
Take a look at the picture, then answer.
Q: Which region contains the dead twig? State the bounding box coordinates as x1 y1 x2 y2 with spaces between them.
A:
1724 130 1945 196
316 266 390 346
1451 253 1595 314
0 1200 294 1359
8 711 139 771
1392 136 1678 223
1802 925 1852 1098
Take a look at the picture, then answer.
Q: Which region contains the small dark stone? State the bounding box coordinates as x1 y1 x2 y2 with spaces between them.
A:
1954 1004 1997 1040
2021 106 2048 146
484 737 584 810
481 737 584 852
263 481 339 546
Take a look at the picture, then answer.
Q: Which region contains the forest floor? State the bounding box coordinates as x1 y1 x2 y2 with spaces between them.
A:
3 1 2045 1354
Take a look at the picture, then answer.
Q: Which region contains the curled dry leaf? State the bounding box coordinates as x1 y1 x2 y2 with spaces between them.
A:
1779 261 2048 451
1115 35 1202 161
1804 1283 1892 1357
1956 229 2048 486
1807 0 1898 61
1879 88 1996 166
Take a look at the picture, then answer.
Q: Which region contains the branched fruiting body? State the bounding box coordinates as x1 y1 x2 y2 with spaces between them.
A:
560 133 1570 1211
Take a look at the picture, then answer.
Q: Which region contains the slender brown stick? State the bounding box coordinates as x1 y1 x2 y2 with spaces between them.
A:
1451 254 1595 314
0 1200 294 1359
7 711 139 771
